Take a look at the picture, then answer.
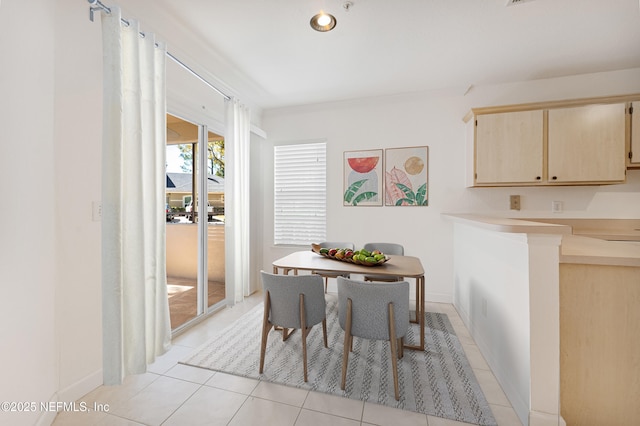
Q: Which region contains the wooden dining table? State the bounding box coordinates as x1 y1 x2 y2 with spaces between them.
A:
272 250 426 351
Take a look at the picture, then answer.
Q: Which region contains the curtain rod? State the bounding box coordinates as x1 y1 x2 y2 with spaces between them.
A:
87 0 231 101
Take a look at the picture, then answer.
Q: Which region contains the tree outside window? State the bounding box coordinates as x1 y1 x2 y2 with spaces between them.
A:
178 139 225 177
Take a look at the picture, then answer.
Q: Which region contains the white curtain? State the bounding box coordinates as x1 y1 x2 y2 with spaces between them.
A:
225 98 251 305
101 7 171 385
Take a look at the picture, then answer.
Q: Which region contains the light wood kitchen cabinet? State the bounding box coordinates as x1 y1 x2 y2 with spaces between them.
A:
465 95 637 187
474 110 544 184
560 262 640 425
630 102 639 166
548 103 626 183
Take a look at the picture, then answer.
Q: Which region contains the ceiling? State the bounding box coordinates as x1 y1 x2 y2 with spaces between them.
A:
166 114 223 144
121 0 640 110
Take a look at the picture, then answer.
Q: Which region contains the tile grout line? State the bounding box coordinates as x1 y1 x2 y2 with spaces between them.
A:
158 382 204 426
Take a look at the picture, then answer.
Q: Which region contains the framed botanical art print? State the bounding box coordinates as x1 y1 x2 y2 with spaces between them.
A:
385 146 429 206
343 149 383 206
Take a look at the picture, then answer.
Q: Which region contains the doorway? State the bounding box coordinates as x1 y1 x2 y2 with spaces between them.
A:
165 113 226 331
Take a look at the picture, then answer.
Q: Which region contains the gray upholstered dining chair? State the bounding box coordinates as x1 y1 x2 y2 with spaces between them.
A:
259 271 328 382
313 241 355 293
363 242 404 282
337 276 410 400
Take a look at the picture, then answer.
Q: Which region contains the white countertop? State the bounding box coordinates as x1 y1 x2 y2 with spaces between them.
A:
521 218 640 241
444 214 640 267
444 214 572 234
559 235 640 267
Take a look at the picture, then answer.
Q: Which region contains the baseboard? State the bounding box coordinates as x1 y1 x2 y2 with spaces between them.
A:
57 369 103 403
455 302 529 425
34 392 60 426
34 394 58 426
424 291 453 304
456 302 567 426
34 370 104 426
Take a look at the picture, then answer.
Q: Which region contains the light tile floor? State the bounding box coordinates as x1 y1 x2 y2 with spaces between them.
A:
52 293 523 426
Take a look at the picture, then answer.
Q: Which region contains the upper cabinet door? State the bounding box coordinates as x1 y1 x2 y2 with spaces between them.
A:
475 110 544 184
548 103 626 183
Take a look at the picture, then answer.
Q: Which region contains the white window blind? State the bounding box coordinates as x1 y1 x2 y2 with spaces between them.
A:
274 142 327 245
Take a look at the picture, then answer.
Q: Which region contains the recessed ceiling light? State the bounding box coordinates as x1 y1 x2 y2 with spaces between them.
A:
310 11 336 32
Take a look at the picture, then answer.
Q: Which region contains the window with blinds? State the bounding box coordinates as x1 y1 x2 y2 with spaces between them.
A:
274 142 327 245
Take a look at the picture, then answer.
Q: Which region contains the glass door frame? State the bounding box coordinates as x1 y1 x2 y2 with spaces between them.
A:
166 113 226 335
196 123 208 318
196 122 227 319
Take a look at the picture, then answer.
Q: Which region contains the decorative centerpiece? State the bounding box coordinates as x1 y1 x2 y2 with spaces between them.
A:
311 243 389 266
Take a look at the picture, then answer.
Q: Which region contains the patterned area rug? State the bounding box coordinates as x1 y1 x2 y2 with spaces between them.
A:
181 295 496 425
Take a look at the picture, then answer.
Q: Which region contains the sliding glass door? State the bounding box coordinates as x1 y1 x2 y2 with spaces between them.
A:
165 113 226 332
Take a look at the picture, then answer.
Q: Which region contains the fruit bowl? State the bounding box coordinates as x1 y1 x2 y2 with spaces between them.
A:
310 243 390 267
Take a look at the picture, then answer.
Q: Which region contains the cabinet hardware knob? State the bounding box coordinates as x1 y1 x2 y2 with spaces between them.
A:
536 176 541 180
552 176 557 180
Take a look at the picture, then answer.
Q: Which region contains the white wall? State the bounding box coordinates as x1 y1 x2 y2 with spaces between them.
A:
451 222 565 426
53 0 104 404
49 0 245 402
260 68 640 303
1 2 262 423
0 1 58 425
1 1 639 424
249 132 266 293
452 224 533 424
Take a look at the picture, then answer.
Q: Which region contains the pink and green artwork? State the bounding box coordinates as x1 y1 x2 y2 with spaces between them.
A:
343 149 383 206
385 146 429 206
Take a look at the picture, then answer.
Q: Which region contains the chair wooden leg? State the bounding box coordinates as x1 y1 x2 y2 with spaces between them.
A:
399 337 404 359
300 294 308 382
259 292 273 374
341 298 353 391
324 276 328 293
280 326 296 341
283 327 299 341
322 318 328 348
388 302 400 401
417 277 421 320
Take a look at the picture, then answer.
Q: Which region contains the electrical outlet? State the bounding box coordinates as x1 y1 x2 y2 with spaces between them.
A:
510 195 521 210
552 201 563 213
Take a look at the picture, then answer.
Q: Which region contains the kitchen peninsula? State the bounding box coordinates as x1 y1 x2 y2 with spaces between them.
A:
444 214 640 426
